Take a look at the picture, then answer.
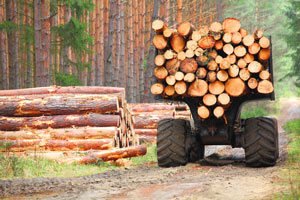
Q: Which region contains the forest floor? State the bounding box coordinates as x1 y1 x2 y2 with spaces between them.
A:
0 98 299 200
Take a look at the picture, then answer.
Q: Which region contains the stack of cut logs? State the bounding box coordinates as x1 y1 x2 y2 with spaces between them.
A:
151 18 274 120
0 86 146 164
128 103 190 143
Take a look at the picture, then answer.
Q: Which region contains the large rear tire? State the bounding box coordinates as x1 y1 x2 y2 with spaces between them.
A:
244 117 279 167
157 118 188 167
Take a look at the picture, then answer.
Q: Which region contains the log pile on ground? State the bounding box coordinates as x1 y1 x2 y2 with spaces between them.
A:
151 18 274 120
0 86 145 163
128 103 190 143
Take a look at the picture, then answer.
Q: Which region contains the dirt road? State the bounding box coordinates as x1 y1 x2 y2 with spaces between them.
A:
1 98 299 200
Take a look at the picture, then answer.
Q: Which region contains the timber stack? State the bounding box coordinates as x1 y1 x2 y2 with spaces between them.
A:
0 86 145 163
151 18 274 120
128 103 191 143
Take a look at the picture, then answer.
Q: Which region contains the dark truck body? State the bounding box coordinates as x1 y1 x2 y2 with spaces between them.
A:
155 37 275 148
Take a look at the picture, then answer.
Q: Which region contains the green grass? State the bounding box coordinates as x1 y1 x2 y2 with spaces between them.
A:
274 119 300 199
241 100 279 119
0 144 158 180
0 154 117 179
130 144 157 166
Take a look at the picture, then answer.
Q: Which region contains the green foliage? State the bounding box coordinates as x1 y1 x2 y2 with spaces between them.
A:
284 0 300 87
55 73 82 86
0 21 18 32
52 18 93 57
241 107 268 119
130 145 157 165
284 119 300 162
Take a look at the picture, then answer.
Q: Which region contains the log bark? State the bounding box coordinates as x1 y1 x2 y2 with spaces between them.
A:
133 115 172 129
225 78 245 97
0 113 120 131
0 86 125 96
0 94 119 117
197 106 210 119
222 18 241 33
171 33 186 53
188 79 208 97
151 83 164 95
198 36 215 49
203 94 217 106
0 139 41 152
80 145 147 164
208 81 225 95
135 129 157 136
180 58 198 73
128 103 175 113
257 80 274 94
152 34 167 50
45 139 113 151
0 127 118 140
174 81 187 95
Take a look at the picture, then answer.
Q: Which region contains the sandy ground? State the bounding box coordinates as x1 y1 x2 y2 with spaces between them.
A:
0 98 299 200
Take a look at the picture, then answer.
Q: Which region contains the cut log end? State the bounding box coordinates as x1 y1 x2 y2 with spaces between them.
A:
213 106 224 118
151 83 164 95
225 78 245 97
218 93 230 105
153 35 167 50
198 106 210 119
203 94 217 106
257 80 274 94
223 18 241 33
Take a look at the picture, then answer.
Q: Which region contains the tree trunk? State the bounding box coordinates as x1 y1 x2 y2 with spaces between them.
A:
176 0 182 23
0 94 119 116
45 139 113 151
0 0 8 89
80 145 147 164
132 115 172 129
0 113 120 131
34 0 51 87
0 127 118 140
6 0 19 89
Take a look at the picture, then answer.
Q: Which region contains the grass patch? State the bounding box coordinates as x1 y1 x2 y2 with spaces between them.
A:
241 100 279 119
130 144 157 166
0 154 116 179
274 119 300 199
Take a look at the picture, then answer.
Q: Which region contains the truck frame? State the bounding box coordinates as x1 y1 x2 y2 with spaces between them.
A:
156 37 279 167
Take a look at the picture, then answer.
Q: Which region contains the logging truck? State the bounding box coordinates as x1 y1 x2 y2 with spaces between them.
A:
151 18 278 167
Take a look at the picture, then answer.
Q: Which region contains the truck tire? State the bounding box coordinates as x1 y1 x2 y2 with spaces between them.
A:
244 117 279 167
157 118 188 167
186 134 205 162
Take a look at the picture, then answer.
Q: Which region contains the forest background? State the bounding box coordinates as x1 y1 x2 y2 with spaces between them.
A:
0 0 299 102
